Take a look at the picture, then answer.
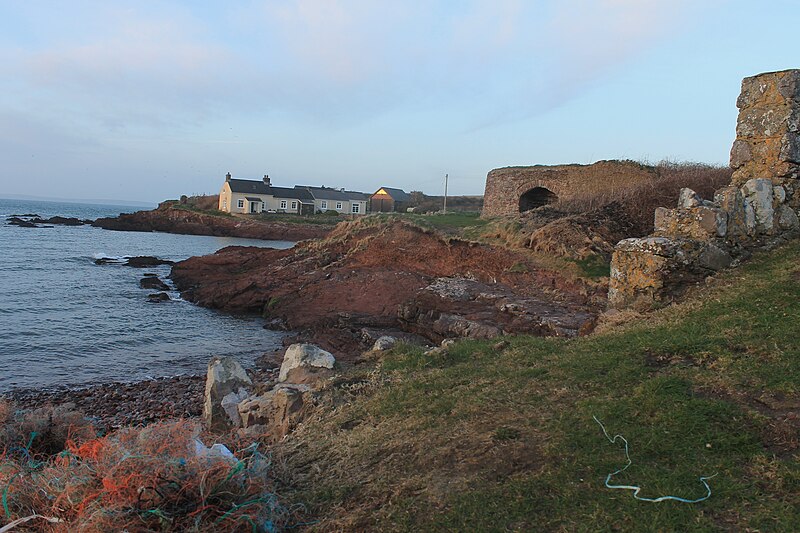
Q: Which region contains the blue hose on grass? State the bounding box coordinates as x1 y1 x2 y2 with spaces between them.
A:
593 415 717 503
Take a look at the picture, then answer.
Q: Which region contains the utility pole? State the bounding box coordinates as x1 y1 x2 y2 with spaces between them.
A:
443 173 448 214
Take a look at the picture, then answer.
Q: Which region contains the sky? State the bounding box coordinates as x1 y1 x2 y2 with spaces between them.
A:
0 0 799 204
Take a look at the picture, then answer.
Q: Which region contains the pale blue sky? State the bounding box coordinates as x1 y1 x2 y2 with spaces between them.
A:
0 1 798 203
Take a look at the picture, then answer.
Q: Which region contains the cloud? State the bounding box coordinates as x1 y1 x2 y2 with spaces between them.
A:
1 1 714 134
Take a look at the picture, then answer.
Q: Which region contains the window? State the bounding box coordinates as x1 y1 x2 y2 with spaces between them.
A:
352 203 360 214
280 200 287 209
261 202 266 211
222 200 227 209
336 202 343 210
291 201 297 210
237 199 244 208
321 200 328 209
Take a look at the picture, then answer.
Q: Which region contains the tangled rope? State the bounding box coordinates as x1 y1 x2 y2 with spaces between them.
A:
593 415 717 503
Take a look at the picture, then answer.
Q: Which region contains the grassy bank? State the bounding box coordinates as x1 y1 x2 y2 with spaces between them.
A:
277 241 800 531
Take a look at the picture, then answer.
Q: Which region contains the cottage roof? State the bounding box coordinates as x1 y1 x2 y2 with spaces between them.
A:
228 179 314 201
373 187 411 202
296 186 369 202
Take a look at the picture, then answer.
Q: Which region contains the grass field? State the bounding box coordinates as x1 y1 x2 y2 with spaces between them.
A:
277 241 800 531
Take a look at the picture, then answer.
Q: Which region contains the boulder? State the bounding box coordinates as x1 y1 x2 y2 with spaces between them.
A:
7 217 38 228
146 292 171 303
371 336 398 351
140 276 170 291
237 384 310 440
203 356 253 431
125 256 175 268
278 344 335 383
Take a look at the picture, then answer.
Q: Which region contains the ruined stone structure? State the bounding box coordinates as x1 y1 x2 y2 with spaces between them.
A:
609 69 800 310
481 161 658 218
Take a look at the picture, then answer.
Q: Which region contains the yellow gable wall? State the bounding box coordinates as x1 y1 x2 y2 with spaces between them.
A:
219 182 232 211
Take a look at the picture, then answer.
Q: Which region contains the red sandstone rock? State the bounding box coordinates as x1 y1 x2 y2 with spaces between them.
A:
93 205 331 241
171 219 603 357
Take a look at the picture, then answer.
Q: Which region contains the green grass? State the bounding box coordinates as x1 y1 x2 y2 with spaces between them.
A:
394 211 488 232
278 241 800 531
250 212 341 226
411 211 487 228
171 204 233 217
573 254 611 278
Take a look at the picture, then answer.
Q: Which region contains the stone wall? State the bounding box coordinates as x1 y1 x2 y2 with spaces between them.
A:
481 160 658 218
731 70 800 192
609 69 800 310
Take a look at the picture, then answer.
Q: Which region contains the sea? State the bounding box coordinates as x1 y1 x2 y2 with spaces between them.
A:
0 198 294 393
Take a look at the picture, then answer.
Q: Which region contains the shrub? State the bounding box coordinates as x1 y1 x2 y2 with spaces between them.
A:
555 161 732 235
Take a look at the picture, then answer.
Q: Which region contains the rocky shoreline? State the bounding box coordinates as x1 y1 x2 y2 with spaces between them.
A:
172 218 605 358
93 204 332 241
2 366 278 433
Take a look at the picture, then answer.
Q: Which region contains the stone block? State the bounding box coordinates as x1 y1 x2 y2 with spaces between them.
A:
237 384 310 441
715 186 748 237
776 204 800 230
730 139 752 169
737 69 800 109
678 188 703 208
609 237 685 310
742 178 775 234
653 206 727 241
780 132 800 163
203 356 253 431
279 343 335 383
735 105 800 139
609 237 733 310
697 243 733 271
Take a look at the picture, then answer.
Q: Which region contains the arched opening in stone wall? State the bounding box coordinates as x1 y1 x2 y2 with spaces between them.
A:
519 187 558 212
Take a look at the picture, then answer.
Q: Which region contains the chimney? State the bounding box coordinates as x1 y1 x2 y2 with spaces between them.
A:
225 172 231 182
263 174 271 186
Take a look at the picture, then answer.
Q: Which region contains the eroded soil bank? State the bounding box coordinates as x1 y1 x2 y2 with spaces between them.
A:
171 218 606 358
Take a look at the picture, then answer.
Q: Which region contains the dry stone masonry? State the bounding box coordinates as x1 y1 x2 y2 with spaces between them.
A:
609 69 800 310
481 160 658 217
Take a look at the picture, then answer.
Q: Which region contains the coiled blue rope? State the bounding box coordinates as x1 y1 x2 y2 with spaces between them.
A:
593 415 717 503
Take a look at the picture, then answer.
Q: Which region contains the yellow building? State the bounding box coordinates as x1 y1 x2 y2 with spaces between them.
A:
218 174 315 214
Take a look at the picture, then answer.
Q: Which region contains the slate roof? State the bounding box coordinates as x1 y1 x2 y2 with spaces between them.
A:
228 179 314 201
296 185 369 202
373 187 411 202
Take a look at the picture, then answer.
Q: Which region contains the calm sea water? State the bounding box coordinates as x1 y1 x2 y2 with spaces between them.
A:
0 198 294 393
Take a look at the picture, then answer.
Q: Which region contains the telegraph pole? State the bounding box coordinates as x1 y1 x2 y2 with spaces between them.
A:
443 173 448 214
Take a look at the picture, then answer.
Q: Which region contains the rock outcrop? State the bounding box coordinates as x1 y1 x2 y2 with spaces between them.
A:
172 219 604 357
140 276 170 290
93 205 331 241
610 70 800 310
94 256 175 267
